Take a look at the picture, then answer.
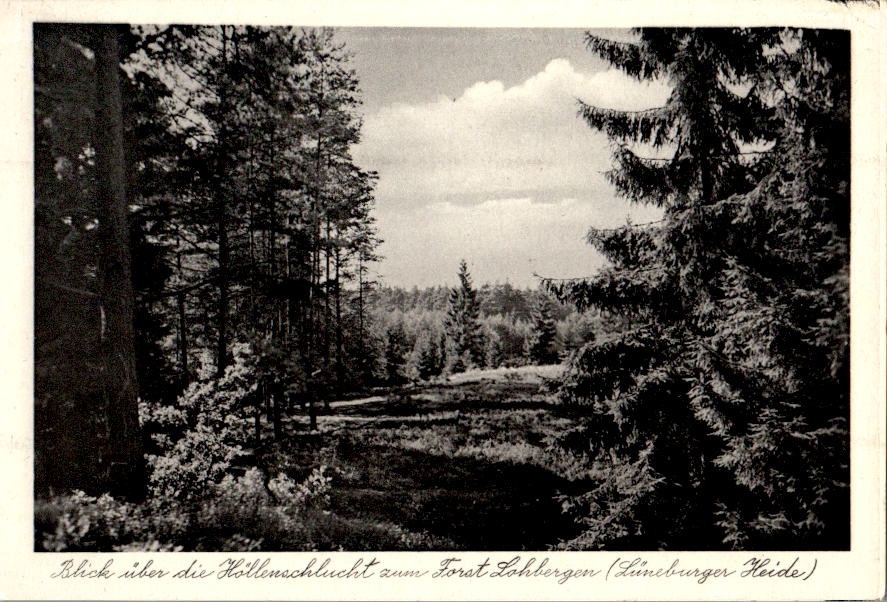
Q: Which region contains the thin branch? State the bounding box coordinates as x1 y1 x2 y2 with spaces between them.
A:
624 150 774 163
533 273 592 282
589 219 665 233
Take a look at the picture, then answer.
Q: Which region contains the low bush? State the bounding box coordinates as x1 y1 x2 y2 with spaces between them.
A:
36 465 337 552
37 340 345 552
35 491 187 552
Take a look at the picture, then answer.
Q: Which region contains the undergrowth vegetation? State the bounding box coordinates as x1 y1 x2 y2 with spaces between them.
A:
37 365 581 551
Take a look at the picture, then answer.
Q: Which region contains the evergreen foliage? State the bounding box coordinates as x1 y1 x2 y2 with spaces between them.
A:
444 261 486 372
544 28 849 550
383 322 409 385
525 296 560 365
34 25 381 496
484 327 506 369
410 331 443 382
369 290 605 372
374 283 572 321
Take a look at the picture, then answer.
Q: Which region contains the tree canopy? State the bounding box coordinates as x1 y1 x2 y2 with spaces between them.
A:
545 28 849 550
35 24 380 496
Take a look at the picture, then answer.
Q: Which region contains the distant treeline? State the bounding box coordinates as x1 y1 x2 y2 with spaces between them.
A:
366 281 622 382
374 282 572 319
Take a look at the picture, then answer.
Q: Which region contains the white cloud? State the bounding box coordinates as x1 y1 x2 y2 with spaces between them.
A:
375 195 661 288
354 59 671 208
357 58 671 286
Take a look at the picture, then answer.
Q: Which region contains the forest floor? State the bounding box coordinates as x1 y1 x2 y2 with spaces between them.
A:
249 364 593 550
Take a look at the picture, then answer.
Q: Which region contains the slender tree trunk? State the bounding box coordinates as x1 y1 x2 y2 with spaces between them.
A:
334 246 343 392
286 215 295 339
312 129 323 371
268 132 279 339
322 217 331 410
177 291 188 385
357 257 364 345
216 198 229 377
264 380 273 431
272 381 282 441
308 396 317 431
254 385 262 446
324 217 331 363
175 250 189 387
216 27 230 378
247 144 257 329
93 24 145 500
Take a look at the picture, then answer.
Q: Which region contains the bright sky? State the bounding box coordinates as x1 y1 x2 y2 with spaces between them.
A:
337 28 669 288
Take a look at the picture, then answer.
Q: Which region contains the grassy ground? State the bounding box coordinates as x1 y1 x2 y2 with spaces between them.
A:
254 365 592 550
36 365 591 552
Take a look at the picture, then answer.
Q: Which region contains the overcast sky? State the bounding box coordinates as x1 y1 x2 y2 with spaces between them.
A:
337 28 669 288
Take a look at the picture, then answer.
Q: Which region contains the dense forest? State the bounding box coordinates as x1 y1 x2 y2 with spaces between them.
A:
34 25 848 552
36 25 384 498
369 280 611 382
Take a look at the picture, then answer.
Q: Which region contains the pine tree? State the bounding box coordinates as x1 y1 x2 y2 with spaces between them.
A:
544 28 848 550
436 329 449 375
383 322 408 385
444 260 485 373
411 331 442 381
525 296 560 365
35 25 382 493
484 327 505 369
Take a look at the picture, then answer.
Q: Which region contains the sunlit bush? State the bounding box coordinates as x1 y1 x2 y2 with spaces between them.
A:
36 491 187 552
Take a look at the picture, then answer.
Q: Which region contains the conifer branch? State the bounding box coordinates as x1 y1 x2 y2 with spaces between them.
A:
588 219 666 233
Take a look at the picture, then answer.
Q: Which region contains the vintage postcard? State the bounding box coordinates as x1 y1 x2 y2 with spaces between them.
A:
2 0 884 600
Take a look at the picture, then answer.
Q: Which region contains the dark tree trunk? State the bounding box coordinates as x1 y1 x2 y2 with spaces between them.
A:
272 382 282 441
93 24 145 501
215 27 230 378
177 290 188 387
216 201 229 378
264 381 273 432
358 258 364 346
254 387 262 446
308 396 318 431
334 247 343 392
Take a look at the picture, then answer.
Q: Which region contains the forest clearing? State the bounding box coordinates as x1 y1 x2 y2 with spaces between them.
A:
38 365 592 551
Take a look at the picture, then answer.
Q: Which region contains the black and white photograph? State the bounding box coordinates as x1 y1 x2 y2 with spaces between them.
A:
7 0 885 599
32 21 854 553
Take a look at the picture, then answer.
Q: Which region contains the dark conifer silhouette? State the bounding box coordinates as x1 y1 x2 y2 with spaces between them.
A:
545 28 849 550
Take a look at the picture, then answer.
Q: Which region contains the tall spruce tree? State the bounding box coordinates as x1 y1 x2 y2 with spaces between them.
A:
444 260 485 372
525 295 560 365
544 28 848 550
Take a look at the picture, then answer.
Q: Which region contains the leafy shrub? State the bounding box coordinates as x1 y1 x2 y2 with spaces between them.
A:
142 341 258 503
270 466 333 509
148 425 244 504
37 465 337 552
36 491 186 552
196 468 275 540
192 465 337 551
176 342 257 443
